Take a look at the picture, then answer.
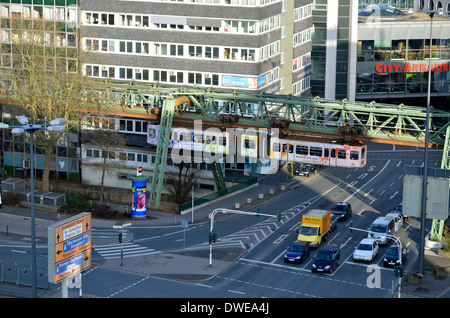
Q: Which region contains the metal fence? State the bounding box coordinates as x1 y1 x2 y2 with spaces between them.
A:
178 176 257 212
0 261 49 289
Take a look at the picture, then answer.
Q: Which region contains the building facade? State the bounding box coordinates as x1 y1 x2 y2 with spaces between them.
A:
80 0 314 96
356 4 450 109
311 0 450 110
0 0 318 195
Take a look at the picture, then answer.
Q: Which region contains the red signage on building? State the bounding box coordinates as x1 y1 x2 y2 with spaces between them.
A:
375 62 450 73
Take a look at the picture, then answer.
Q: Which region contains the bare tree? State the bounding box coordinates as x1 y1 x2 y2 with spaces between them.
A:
166 162 201 204
82 130 127 203
5 18 104 191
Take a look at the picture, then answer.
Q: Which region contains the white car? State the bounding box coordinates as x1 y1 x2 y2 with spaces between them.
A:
353 238 379 262
386 212 403 232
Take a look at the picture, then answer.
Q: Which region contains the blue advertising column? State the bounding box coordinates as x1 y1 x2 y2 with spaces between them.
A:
130 176 149 219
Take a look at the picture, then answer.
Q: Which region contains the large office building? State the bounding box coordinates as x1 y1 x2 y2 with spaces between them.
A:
311 0 450 111
0 0 316 196
80 0 314 96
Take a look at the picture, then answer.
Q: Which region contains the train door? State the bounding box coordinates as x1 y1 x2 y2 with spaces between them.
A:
281 143 294 162
287 144 295 162
328 148 337 167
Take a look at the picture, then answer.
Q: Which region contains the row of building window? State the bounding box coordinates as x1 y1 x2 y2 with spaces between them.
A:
292 52 312 71
1 29 77 48
358 39 450 62
85 148 149 163
356 71 450 95
82 11 281 35
0 54 76 70
117 0 281 5
0 4 77 22
294 3 313 21
84 38 267 62
83 116 149 135
85 64 280 89
292 76 311 95
293 27 314 47
84 146 217 173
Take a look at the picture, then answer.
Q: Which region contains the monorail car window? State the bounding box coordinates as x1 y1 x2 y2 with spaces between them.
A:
324 148 329 157
219 136 226 146
296 145 308 155
350 150 359 160
361 147 366 159
148 128 156 138
338 149 346 159
330 149 336 158
310 147 322 157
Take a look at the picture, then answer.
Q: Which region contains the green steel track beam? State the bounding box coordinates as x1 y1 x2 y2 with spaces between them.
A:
1 77 450 146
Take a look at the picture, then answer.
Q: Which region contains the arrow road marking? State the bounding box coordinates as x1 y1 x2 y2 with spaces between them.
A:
390 191 398 200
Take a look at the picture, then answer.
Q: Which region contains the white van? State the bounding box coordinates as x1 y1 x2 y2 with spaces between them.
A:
367 217 395 245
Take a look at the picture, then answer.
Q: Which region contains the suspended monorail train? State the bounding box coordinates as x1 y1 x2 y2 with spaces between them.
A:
147 124 367 170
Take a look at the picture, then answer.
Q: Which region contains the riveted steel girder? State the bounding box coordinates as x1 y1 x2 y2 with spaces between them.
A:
1 77 450 146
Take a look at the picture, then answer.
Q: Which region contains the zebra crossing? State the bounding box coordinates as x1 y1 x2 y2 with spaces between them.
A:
196 209 298 250
91 228 161 259
194 187 335 251
93 243 160 259
91 228 128 240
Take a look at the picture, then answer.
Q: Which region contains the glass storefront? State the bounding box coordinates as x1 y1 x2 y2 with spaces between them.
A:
356 39 450 96
358 39 450 62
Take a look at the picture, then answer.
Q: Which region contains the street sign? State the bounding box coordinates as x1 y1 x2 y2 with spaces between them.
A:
54 232 90 263
48 212 91 284
54 249 91 283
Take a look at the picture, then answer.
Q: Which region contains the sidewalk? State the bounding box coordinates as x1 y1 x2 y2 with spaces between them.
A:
1 168 449 298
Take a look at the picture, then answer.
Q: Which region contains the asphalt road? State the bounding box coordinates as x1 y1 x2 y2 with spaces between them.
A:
1 142 449 301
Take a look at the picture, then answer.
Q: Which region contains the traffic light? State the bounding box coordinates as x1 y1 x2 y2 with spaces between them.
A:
394 264 405 278
209 232 217 244
118 232 123 243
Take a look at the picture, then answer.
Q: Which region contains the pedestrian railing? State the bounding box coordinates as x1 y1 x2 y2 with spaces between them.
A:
0 261 49 289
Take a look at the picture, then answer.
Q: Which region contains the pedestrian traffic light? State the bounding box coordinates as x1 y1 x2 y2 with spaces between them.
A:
118 232 123 243
394 264 405 278
209 232 217 244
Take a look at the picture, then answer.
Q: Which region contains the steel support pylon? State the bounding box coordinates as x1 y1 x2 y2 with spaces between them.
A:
211 161 226 191
149 95 176 210
430 126 450 241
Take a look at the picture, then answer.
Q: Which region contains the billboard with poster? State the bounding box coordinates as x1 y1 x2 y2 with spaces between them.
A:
132 179 148 218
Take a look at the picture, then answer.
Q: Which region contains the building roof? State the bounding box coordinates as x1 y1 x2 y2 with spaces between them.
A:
358 5 450 23
358 5 408 18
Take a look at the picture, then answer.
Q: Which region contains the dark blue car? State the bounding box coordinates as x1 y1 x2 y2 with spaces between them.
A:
311 244 340 273
284 241 310 263
383 245 408 267
332 202 352 220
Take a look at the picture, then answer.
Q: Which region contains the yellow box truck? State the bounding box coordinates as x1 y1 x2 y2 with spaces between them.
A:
297 209 331 248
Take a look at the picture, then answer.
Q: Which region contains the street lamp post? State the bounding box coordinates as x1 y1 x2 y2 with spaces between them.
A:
418 9 443 275
0 116 66 298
